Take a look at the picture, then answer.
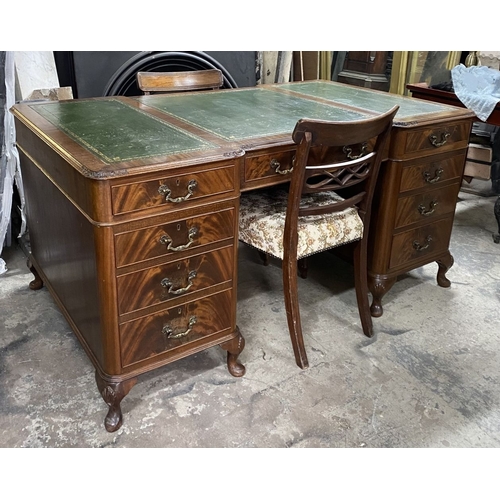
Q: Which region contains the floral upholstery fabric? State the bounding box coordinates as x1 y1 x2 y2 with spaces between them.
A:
239 188 363 260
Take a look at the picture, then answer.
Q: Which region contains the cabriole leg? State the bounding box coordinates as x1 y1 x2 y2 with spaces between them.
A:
493 196 500 243
220 328 246 377
27 257 43 290
95 371 137 433
369 275 397 318
436 251 454 288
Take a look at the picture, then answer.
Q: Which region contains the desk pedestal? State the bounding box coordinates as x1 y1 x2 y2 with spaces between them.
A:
15 116 245 432
368 118 472 315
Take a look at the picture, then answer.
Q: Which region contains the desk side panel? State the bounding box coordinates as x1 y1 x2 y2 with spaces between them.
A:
20 151 105 368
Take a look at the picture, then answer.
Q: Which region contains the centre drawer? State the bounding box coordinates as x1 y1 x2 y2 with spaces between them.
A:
244 148 295 183
116 246 233 315
114 207 235 267
119 289 233 367
394 183 460 229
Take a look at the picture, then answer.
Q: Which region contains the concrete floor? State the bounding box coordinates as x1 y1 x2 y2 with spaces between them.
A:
0 190 499 448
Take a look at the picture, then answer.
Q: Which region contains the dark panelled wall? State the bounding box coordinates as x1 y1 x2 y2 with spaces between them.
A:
54 51 257 98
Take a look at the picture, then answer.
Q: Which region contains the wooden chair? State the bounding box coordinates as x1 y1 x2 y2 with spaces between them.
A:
239 105 399 369
136 69 224 94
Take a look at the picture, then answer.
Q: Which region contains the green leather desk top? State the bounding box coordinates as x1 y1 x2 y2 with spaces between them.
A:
278 81 452 120
31 99 218 163
22 81 474 170
138 87 369 141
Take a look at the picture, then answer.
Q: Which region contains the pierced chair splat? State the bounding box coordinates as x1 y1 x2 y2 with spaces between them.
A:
238 105 399 369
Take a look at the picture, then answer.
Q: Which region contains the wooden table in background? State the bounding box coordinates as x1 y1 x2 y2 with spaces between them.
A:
407 82 500 127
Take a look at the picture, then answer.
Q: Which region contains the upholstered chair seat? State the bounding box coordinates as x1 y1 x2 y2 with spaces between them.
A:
239 188 363 261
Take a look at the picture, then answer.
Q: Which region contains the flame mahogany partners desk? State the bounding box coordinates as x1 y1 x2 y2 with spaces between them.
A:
11 80 474 431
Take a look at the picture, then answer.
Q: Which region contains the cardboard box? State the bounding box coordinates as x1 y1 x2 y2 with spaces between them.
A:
464 143 492 180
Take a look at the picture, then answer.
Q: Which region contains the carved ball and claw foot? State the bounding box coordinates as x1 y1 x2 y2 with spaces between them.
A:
436 252 454 288
95 371 137 433
369 275 397 318
220 328 246 377
27 258 43 290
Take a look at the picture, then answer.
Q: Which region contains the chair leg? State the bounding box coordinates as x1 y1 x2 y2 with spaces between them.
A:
258 251 270 266
353 239 374 338
297 257 308 279
282 257 309 369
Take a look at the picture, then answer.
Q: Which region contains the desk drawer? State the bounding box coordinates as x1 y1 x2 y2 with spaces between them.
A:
111 165 235 215
120 290 233 367
389 217 453 269
244 148 295 183
399 152 466 193
394 183 460 229
117 246 233 315
394 121 470 159
114 207 235 267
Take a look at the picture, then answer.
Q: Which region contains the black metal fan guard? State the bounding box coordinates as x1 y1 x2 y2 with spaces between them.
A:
103 51 238 96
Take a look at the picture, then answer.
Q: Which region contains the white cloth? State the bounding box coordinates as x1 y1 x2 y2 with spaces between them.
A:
451 63 500 122
0 51 24 274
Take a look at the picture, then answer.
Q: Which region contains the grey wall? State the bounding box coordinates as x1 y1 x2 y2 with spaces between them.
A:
72 51 138 98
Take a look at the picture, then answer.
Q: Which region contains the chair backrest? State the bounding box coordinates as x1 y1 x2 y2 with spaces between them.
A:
284 105 399 255
136 69 224 94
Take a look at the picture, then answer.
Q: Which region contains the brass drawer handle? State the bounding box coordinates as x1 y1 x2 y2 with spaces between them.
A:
158 179 197 203
161 270 197 295
429 132 451 147
270 158 293 175
159 227 198 252
423 167 444 184
162 315 197 339
418 200 438 216
343 142 367 160
413 235 432 252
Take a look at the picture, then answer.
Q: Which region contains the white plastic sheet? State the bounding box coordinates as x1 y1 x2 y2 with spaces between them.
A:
0 51 25 275
452 63 500 122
